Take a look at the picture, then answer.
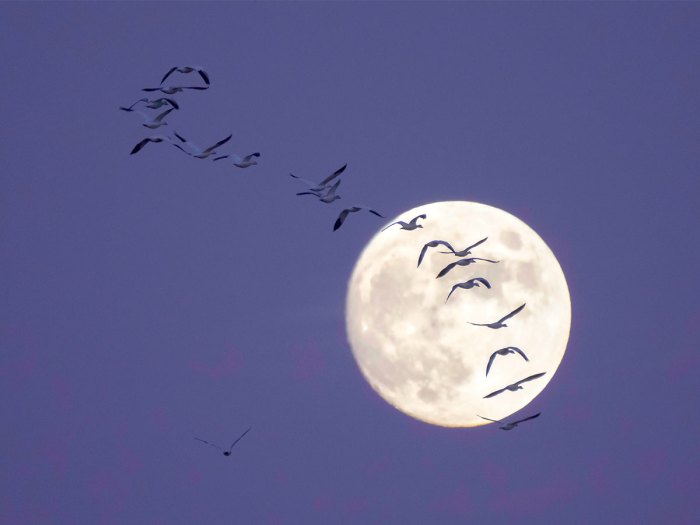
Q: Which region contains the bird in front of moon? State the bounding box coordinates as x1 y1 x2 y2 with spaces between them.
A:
445 277 492 303
485 346 529 377
483 372 547 399
345 201 571 427
435 256 500 279
468 302 527 329
381 213 427 231
478 412 541 431
195 427 252 456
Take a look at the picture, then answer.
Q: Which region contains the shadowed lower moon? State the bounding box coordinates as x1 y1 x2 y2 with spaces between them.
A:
345 201 571 427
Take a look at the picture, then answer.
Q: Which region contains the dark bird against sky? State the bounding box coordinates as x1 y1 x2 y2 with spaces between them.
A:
172 132 233 159
478 412 541 430
160 65 210 86
129 135 174 155
195 427 252 457
468 303 526 329
119 97 179 112
333 206 385 231
290 163 347 193
381 214 426 232
445 277 491 303
485 346 529 377
483 372 546 399
297 178 342 203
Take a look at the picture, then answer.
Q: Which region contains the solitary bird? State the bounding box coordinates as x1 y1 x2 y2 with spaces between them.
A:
120 97 179 111
195 427 251 456
333 206 385 231
297 178 341 203
468 303 526 329
290 163 347 193
172 131 232 159
445 277 491 303
381 214 426 232
478 412 541 430
439 237 489 257
142 85 209 95
213 152 261 168
128 107 176 129
130 135 174 155
435 257 500 279
160 66 210 86
485 346 529 377
483 372 546 399
416 240 455 267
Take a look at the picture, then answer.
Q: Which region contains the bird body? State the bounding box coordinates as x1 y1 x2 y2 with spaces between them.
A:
438 237 489 257
485 346 528 376
381 214 427 232
436 257 499 279
160 66 210 86
483 372 546 398
445 277 491 303
468 303 526 329
214 152 261 167
333 206 385 231
478 412 541 430
172 132 232 159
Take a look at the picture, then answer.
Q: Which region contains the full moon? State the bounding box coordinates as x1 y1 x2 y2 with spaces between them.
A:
345 201 571 427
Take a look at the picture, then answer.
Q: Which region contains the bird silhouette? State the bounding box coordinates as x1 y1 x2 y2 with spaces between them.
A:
297 178 342 203
195 427 251 456
160 65 210 86
381 214 426 232
333 206 384 231
290 164 347 193
416 240 455 267
172 132 232 159
130 135 174 155
477 412 541 430
438 236 488 257
213 152 261 168
483 372 546 398
485 346 529 377
445 277 491 303
120 97 179 112
468 303 526 329
435 257 499 279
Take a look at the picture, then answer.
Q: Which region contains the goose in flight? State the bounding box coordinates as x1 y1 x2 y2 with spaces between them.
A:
172 132 232 159
416 240 455 267
468 303 526 329
333 206 385 231
128 107 176 129
142 85 209 95
478 412 541 430
290 163 347 193
381 214 426 232
439 237 488 257
120 97 179 112
445 277 491 303
160 66 210 86
435 257 499 279
129 135 174 155
483 372 546 399
213 152 261 168
485 346 529 377
195 427 251 456
297 178 341 203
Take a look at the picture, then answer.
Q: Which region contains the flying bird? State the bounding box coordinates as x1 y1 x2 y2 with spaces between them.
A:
129 135 174 155
160 66 210 86
297 178 341 203
333 206 385 231
195 427 251 456
435 257 500 278
381 214 426 232
213 152 261 168
485 346 529 377
445 277 491 303
142 85 209 95
172 131 232 159
483 372 546 399
439 236 489 257
127 107 176 129
416 240 455 267
290 163 347 193
468 303 526 329
478 412 541 430
119 97 179 112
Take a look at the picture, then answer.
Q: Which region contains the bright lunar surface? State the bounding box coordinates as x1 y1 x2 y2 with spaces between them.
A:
345 201 571 427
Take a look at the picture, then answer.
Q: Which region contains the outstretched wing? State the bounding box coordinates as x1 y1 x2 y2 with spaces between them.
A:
202 134 233 155
445 283 466 303
511 412 541 425
497 303 526 324
409 213 427 226
197 68 210 85
470 277 491 289
510 346 529 362
418 240 454 267
515 372 546 387
212 155 230 162
483 386 507 399
317 163 347 187
477 415 502 424
333 208 352 231
435 261 458 279
195 437 222 452
228 427 252 452
485 351 499 377
119 98 148 111
160 66 179 85
381 222 401 232
457 236 488 255
153 107 175 123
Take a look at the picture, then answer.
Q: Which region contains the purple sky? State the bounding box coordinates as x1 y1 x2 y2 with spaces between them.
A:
1 2 699 524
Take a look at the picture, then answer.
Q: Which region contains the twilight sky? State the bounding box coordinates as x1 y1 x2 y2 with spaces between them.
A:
1 2 699 524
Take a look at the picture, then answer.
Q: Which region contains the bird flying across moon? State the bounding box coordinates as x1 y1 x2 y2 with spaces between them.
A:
445 277 491 303
416 240 455 267
468 303 526 329
483 372 547 399
478 412 541 430
195 427 251 456
485 346 529 377
381 213 427 232
438 236 489 257
435 257 500 279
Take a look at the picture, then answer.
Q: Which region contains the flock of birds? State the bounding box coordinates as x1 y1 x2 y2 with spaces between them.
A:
394 215 545 431
122 66 543 455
